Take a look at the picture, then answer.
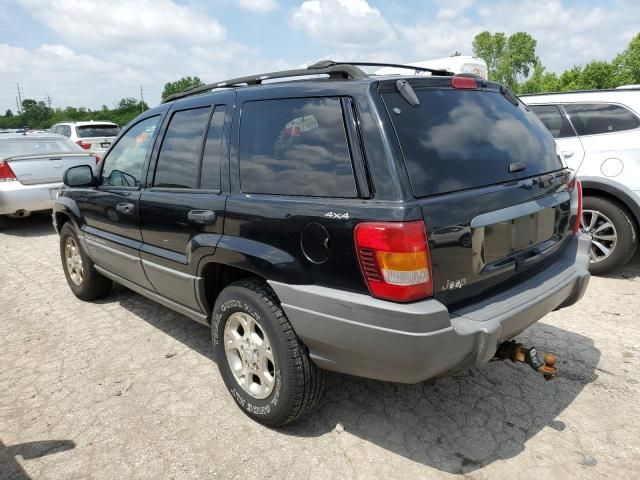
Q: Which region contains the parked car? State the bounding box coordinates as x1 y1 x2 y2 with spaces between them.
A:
55 61 590 426
521 90 640 274
0 133 96 222
50 121 121 158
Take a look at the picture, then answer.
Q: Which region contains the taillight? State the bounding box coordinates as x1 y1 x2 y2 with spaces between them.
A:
452 76 477 89
354 221 433 302
0 160 17 181
571 179 583 235
76 140 91 150
94 156 101 164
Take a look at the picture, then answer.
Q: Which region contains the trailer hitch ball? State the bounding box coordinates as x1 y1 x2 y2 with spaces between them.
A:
494 341 558 380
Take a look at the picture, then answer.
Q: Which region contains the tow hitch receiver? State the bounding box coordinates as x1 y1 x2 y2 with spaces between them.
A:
494 340 557 380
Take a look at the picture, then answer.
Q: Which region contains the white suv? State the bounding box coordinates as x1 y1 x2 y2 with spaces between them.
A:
522 90 640 274
50 121 121 159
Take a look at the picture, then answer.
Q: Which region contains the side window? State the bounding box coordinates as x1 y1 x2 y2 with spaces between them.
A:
530 105 575 138
564 103 640 136
101 116 160 187
153 107 211 189
200 106 226 190
63 126 71 137
239 97 357 197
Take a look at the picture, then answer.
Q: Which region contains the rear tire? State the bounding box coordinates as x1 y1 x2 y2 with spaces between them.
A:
582 196 638 275
212 279 324 426
60 222 112 300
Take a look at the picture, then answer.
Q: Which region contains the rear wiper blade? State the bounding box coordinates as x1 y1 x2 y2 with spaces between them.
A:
396 79 420 106
500 85 520 106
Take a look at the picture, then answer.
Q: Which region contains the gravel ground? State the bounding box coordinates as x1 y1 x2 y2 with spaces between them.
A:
1 212 639 480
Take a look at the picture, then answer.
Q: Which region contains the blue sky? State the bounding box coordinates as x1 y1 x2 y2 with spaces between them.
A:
1 0 638 113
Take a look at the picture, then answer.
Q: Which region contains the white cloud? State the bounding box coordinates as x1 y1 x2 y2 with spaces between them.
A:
291 0 396 48
0 0 293 111
235 0 279 13
18 0 225 46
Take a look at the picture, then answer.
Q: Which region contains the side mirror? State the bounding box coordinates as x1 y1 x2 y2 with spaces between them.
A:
63 164 96 187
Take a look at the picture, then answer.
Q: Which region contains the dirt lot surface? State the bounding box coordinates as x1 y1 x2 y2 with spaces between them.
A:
1 213 639 480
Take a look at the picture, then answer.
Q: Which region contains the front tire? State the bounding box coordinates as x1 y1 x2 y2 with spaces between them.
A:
60 222 112 300
582 196 638 275
212 279 324 426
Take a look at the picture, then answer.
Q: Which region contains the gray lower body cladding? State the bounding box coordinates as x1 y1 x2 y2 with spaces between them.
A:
269 233 591 383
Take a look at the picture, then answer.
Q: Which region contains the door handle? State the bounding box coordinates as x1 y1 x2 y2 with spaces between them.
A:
115 202 134 214
188 209 216 225
561 150 574 158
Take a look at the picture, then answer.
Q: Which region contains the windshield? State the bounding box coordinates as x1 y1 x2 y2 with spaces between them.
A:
76 125 121 138
0 137 84 159
383 89 562 197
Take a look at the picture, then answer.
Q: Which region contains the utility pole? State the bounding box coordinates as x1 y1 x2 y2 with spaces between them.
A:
139 85 145 111
45 94 52 108
16 83 23 114
16 96 20 114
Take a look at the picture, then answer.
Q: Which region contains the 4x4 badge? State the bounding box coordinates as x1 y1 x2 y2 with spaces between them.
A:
324 212 349 220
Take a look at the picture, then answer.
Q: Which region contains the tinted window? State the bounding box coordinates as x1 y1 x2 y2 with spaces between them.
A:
76 124 121 138
200 106 226 190
383 89 562 197
153 107 211 189
101 116 159 187
63 126 71 137
530 105 575 138
564 103 640 135
239 97 357 197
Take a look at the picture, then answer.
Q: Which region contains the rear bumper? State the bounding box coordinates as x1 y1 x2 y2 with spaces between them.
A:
0 181 61 215
269 233 591 383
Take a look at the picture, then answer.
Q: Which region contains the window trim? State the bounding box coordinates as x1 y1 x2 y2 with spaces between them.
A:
235 95 362 199
97 114 162 191
560 101 640 138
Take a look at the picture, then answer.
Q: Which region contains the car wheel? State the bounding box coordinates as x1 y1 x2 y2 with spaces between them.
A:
60 222 112 300
212 279 324 426
581 196 638 275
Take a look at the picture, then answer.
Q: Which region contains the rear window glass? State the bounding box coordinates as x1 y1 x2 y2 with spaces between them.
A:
530 105 576 138
563 103 640 135
0 137 83 159
239 97 357 197
383 89 562 197
76 125 121 138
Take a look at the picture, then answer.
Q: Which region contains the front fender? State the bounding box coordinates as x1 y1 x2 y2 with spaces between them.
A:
53 196 83 234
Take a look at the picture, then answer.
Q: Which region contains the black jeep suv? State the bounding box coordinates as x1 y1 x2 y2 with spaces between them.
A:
54 61 591 426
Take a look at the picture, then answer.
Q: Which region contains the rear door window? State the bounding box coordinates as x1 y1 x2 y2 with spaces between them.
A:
153 107 211 189
382 88 562 197
563 103 640 135
530 105 576 138
238 97 357 197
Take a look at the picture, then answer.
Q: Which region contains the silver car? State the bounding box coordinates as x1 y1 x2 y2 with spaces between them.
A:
522 89 640 274
0 133 96 222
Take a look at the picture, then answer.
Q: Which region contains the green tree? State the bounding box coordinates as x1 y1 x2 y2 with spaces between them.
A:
558 65 583 91
4 109 13 117
161 76 204 100
579 60 617 90
472 31 538 88
613 33 640 84
450 51 462 57
517 61 559 94
21 99 53 127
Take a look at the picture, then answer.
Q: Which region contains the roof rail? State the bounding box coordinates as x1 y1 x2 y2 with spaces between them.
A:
161 60 454 103
162 61 367 103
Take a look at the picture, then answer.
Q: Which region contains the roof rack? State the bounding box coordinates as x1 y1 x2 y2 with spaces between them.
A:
161 60 454 103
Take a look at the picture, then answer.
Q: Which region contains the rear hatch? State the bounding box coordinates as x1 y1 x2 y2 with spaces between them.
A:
1 137 95 185
75 124 120 151
380 77 576 306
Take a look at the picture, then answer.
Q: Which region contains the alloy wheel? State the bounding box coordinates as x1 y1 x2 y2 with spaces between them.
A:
224 311 276 400
581 209 618 263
